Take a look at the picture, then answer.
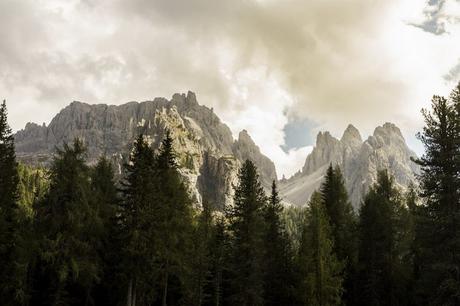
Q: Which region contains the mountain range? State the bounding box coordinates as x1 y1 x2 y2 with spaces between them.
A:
14 92 419 209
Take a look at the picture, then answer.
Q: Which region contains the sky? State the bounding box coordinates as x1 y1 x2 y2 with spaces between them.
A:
2 0 460 178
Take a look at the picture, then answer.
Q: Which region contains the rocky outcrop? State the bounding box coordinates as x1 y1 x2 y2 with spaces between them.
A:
14 91 277 209
279 123 419 209
15 92 419 210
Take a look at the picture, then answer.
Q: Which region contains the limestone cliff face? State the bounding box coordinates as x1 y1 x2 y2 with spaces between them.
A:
14 92 277 209
279 123 419 209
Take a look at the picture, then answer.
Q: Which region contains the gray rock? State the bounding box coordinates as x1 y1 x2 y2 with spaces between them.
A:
14 91 277 210
279 123 419 209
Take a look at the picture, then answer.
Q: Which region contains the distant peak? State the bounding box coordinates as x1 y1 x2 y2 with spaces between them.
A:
186 91 197 102
373 122 403 138
341 124 362 145
316 131 338 146
171 91 199 106
237 129 256 145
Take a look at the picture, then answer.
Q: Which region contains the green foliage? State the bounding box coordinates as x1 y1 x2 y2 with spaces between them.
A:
320 165 357 305
226 160 267 306
282 204 305 251
413 83 460 305
90 157 120 305
357 170 412 306
154 130 195 306
263 181 296 305
0 100 30 305
32 139 103 305
184 201 214 305
17 163 48 217
119 134 159 305
119 132 195 306
297 191 343 306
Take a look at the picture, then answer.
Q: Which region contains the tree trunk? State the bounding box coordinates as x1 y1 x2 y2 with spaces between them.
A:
162 263 169 306
215 269 222 306
132 280 137 306
127 278 133 306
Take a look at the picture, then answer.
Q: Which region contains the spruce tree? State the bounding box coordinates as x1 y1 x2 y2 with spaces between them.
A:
32 139 102 305
320 164 357 305
207 215 228 306
0 100 29 305
357 170 410 306
413 87 460 304
185 200 213 306
297 191 343 306
154 130 194 306
263 180 295 305
90 157 120 305
226 160 266 306
119 134 158 306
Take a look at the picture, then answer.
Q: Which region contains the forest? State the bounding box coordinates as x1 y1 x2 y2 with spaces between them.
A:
0 83 459 306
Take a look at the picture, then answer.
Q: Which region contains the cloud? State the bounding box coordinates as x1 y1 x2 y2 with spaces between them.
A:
2 0 460 177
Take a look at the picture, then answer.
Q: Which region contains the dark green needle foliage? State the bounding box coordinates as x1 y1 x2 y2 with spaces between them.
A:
0 100 30 305
413 83 460 305
297 191 343 306
226 160 267 306
31 139 102 305
119 134 158 306
263 180 296 305
319 165 357 305
357 170 412 306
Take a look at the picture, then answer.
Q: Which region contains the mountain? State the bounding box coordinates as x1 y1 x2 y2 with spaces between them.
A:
14 91 277 209
14 92 419 210
279 123 420 209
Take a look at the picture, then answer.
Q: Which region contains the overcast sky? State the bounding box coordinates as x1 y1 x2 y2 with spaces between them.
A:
2 0 460 177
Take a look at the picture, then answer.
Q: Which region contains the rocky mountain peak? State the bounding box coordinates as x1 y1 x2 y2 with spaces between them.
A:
280 122 419 209
316 131 337 146
341 124 362 147
237 129 254 145
367 122 408 150
14 92 277 210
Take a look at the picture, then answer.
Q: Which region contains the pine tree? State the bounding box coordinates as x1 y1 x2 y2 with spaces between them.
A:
263 180 295 305
32 139 102 305
154 130 195 306
320 164 357 305
207 215 228 306
119 134 158 306
90 157 120 305
0 100 30 305
185 200 213 306
357 170 411 306
297 191 343 306
413 86 460 305
226 160 266 306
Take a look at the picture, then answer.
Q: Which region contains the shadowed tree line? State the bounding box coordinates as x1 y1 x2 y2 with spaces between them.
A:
0 82 459 306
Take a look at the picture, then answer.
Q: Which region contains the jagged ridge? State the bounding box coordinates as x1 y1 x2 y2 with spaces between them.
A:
279 123 419 208
14 92 277 209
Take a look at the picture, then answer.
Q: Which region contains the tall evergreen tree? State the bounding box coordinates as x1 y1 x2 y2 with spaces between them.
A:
32 139 102 305
297 191 343 306
263 180 295 305
0 100 28 305
357 170 411 306
414 86 460 305
320 164 357 305
119 134 158 306
154 130 195 306
226 160 266 306
90 157 120 305
185 200 214 306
